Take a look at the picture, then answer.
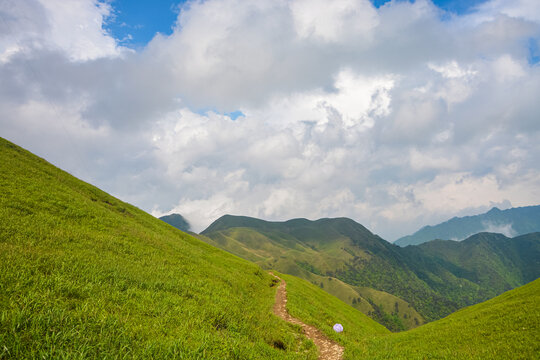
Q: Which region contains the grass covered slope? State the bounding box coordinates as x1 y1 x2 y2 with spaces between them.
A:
358 278 540 359
0 137 320 359
283 271 539 359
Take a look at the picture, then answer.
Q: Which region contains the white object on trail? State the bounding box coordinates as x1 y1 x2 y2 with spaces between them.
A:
333 323 343 333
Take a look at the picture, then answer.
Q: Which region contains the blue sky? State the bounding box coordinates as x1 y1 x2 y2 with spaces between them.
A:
105 0 184 48
372 0 487 12
106 0 490 48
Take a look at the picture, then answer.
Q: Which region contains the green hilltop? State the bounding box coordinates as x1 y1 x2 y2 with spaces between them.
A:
200 215 540 330
358 277 540 358
199 216 426 331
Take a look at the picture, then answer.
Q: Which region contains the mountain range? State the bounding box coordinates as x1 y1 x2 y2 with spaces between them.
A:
199 214 540 330
395 205 540 246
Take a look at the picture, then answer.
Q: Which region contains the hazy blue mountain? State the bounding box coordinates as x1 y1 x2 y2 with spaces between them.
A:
394 205 540 247
159 213 191 232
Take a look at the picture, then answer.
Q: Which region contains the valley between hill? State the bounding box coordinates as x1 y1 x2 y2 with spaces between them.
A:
199 215 540 331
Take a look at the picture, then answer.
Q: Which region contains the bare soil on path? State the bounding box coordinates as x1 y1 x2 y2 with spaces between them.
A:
270 272 344 360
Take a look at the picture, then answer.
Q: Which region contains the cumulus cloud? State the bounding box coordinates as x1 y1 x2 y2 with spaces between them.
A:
290 0 379 42
0 0 123 62
1 0 540 239
474 0 540 23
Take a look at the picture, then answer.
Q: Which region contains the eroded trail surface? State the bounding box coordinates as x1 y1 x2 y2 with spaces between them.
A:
270 272 344 360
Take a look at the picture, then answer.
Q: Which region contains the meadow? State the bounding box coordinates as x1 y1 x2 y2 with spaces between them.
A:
0 138 320 359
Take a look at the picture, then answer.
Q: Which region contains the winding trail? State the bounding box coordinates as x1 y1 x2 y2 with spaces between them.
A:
270 272 344 360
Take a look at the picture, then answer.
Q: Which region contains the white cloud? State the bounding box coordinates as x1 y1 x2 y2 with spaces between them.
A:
428 61 476 79
492 54 526 81
412 172 540 216
475 0 540 23
409 148 460 171
1 0 540 240
245 69 394 131
37 0 122 61
0 0 123 62
481 221 517 237
290 0 378 42
428 61 478 106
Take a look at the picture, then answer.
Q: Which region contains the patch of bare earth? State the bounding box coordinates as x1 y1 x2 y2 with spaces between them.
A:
270 272 344 360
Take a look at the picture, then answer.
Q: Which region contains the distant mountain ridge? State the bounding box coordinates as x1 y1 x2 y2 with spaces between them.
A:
200 214 540 331
159 213 191 232
395 205 540 247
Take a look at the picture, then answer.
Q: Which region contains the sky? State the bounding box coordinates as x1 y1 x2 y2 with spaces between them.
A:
1 0 539 241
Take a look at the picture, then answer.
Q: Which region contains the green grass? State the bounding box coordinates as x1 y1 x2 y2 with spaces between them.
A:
358 278 540 359
0 137 320 359
280 273 390 360
284 269 424 331
283 269 540 359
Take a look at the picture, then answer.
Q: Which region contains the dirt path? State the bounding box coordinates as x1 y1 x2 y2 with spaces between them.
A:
270 272 344 360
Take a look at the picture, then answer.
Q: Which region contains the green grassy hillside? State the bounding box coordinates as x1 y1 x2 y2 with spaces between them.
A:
201 215 540 327
279 273 390 360
284 271 540 360
357 277 540 359
1 137 384 358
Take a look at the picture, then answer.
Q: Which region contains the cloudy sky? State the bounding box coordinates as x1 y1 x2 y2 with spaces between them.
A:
1 0 539 240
